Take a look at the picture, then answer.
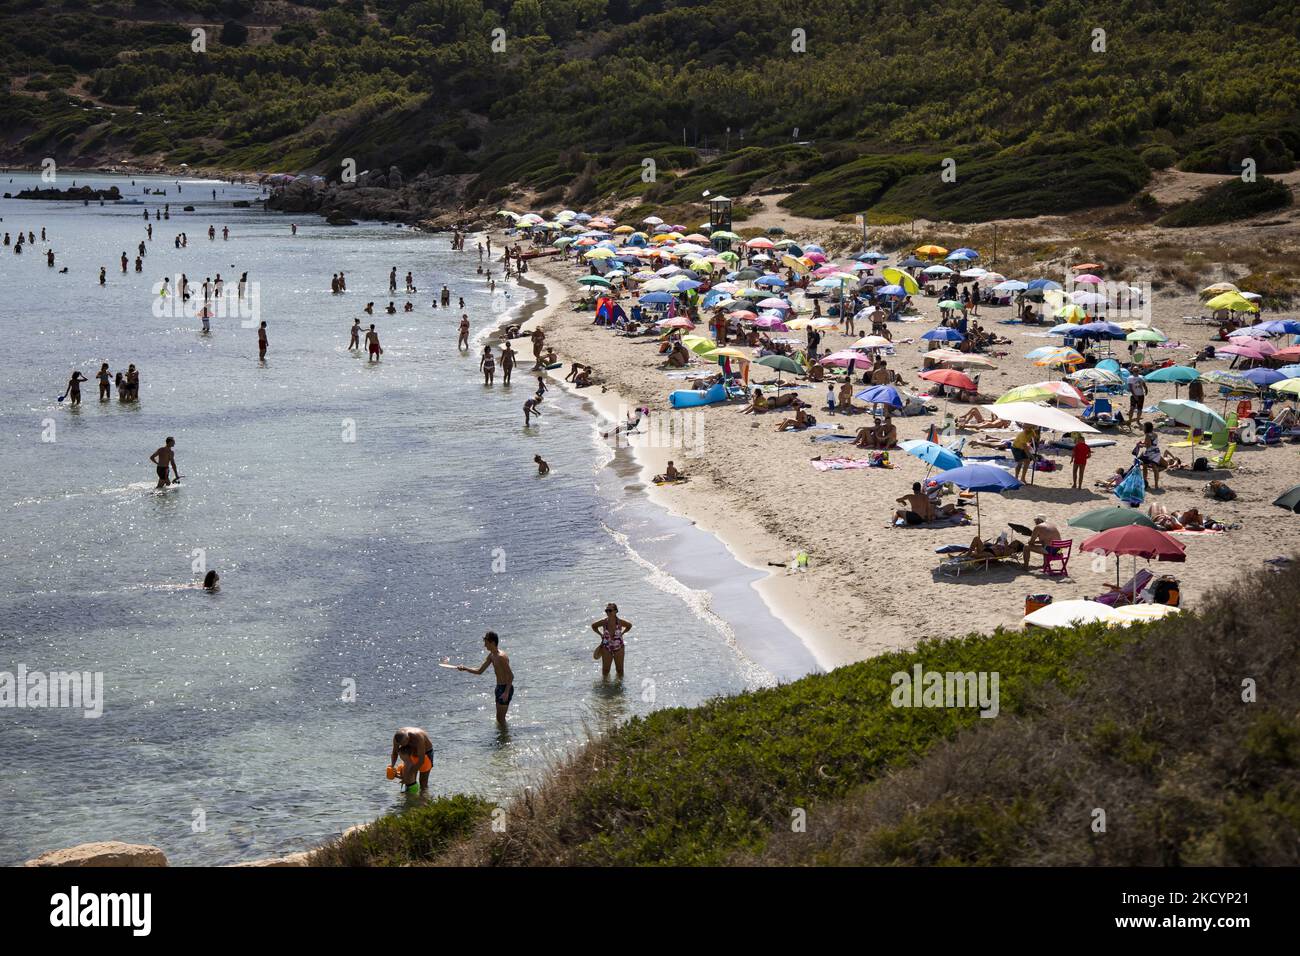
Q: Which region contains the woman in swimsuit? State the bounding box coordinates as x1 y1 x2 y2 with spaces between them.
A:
590 602 632 678
480 345 496 385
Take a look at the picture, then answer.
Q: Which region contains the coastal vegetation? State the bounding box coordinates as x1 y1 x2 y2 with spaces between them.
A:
3 0 1299 221
1156 177 1293 227
314 562 1300 867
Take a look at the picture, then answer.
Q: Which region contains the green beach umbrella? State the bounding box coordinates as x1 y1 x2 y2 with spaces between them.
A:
755 353 803 387
1069 507 1158 532
938 299 962 310
1126 328 1167 343
578 275 614 288
1157 398 1225 433
1144 365 1199 383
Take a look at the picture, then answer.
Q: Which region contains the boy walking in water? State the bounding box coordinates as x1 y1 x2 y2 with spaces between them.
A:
149 437 179 488
452 632 514 724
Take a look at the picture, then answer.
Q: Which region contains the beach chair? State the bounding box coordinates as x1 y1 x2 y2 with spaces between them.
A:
1096 568 1154 607
1082 397 1113 423
1212 442 1237 469
1171 427 1207 448
1207 428 1231 452
1042 539 1072 577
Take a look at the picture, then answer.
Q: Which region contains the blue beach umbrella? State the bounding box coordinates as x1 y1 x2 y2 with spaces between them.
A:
854 384 904 409
640 291 674 304
1242 367 1286 387
1276 364 1300 379
900 439 963 476
1255 320 1300 336
928 463 1022 536
1026 278 1063 292
878 284 907 296
1075 322 1126 339
922 327 964 342
754 275 787 288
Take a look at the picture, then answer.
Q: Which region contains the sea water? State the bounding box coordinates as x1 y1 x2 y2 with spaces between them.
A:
0 172 816 864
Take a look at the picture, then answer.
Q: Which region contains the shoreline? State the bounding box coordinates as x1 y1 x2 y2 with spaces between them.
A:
510 256 858 671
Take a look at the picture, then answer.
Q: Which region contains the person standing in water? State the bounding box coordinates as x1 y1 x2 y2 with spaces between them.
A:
480 344 495 385
258 321 268 361
389 727 434 793
364 324 382 362
64 370 88 407
452 632 514 725
149 437 179 489
500 342 516 384
457 314 470 351
523 395 542 426
591 603 632 678
95 363 111 401
349 318 362 351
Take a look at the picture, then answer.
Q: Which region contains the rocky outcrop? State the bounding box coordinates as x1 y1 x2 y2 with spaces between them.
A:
264 171 484 226
9 185 122 201
25 841 168 867
228 850 313 867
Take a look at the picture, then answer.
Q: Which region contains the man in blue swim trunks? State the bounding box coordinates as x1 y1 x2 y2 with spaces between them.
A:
453 631 514 725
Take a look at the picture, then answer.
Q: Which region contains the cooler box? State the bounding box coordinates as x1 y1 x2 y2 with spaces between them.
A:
1025 594 1053 615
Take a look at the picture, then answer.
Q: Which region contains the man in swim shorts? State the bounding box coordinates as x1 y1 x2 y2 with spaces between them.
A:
390 727 434 791
365 324 382 362
893 482 935 526
149 436 179 489
454 632 514 724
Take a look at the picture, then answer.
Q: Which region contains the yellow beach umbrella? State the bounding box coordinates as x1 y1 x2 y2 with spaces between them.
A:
1205 291 1259 312
613 225 634 234
881 267 920 294
681 335 717 355
701 347 751 362
1056 304 1088 322
1272 378 1300 396
916 244 948 257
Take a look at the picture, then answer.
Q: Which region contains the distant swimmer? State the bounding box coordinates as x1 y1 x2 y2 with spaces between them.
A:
364 324 382 362
291 223 297 235
222 226 229 240
389 267 397 293
62 370 88 407
523 395 542 426
258 321 268 361
591 603 632 678
120 252 128 273
202 570 220 591
440 285 450 307
99 266 106 286
458 314 470 350
389 727 433 794
364 301 374 315
149 437 179 489
534 454 549 475
349 318 362 351
451 631 514 725
46 248 54 267
385 301 396 314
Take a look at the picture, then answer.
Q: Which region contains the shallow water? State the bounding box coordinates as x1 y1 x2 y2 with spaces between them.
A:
0 173 815 865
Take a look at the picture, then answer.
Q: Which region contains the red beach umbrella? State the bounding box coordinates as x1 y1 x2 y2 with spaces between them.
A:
919 368 977 391
1081 525 1186 587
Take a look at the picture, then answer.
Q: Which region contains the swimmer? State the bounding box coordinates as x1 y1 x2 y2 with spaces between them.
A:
202 570 220 591
451 632 514 725
534 454 549 475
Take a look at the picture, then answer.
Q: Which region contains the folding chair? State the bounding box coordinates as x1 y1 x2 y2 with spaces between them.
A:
1042 539 1072 577
1212 442 1237 469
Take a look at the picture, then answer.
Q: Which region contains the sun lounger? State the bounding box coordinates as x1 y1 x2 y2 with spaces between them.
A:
1096 568 1155 607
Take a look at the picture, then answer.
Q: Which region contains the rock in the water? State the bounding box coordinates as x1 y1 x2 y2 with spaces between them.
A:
25 841 168 867
326 211 357 226
228 851 313 867
14 185 121 201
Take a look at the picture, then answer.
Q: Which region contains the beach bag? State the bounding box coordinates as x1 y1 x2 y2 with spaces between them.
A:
1114 461 1146 507
1192 456 1210 472
1205 481 1236 502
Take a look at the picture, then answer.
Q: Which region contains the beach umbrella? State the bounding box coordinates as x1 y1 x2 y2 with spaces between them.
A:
1075 321 1126 339
639 291 674 304
985 402 1098 433
1068 367 1122 386
1200 282 1238 296
701 347 750 364
1275 346 1300 362
960 268 988 280
1055 304 1089 322
754 275 787 288
681 335 717 355
1069 507 1158 532
922 327 964 342
1242 368 1287 387
915 244 948 257
927 349 994 368
920 368 977 391
1157 398 1225 433
821 350 875 371
1081 524 1186 588
896 256 927 269
1273 485 1300 513
754 353 803 387
928 463 1021 536
923 265 954 276
854 384 904 408
1217 342 1275 361
994 280 1029 293
1276 365 1300 379
1026 279 1063 293
937 299 962 310
881 267 920 293
900 439 963 477
1205 291 1259 313
1200 370 1258 393
1272 378 1300 397
996 381 1084 407
1126 328 1167 343
1033 348 1085 369
745 237 775 250
1106 604 1182 625
1024 600 1118 629
857 251 888 261
1254 319 1300 336
1145 366 1199 384
656 317 694 330
578 275 614 288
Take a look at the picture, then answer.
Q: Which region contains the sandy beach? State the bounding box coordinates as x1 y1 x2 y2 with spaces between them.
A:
503 223 1300 669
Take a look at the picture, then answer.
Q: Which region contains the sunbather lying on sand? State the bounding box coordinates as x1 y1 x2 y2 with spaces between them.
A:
776 408 816 431
955 408 1010 430
1148 503 1229 532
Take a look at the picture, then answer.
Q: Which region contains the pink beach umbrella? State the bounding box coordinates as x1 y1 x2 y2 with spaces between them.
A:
757 298 791 310
820 349 875 368
1074 274 1103 284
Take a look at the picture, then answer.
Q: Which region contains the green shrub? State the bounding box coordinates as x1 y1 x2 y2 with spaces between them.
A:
1158 176 1293 227
1140 144 1177 169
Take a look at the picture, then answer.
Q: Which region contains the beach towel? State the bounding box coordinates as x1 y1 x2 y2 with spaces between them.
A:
811 456 891 471
811 434 858 442
1167 527 1226 535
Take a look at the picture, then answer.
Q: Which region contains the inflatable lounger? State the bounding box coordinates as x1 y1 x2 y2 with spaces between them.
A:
670 382 729 409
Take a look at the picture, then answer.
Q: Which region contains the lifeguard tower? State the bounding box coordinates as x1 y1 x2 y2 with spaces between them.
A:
709 195 732 251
